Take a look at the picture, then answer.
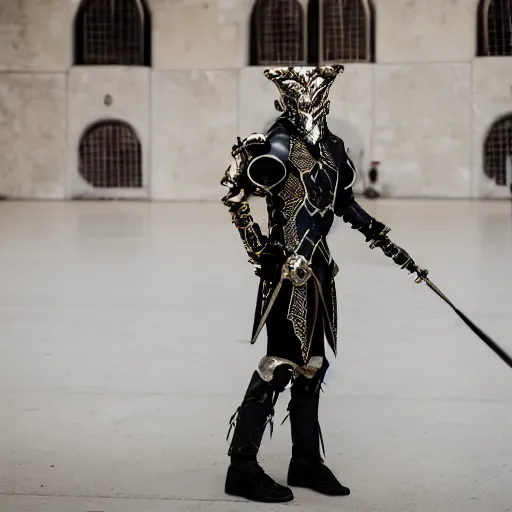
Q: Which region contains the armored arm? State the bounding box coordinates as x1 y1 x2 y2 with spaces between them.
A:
334 156 427 281
221 133 288 268
221 135 269 264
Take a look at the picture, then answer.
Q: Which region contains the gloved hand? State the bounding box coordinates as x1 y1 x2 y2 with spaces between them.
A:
372 237 429 283
404 261 429 283
254 241 287 282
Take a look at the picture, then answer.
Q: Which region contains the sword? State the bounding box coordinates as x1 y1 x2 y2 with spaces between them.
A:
251 276 285 344
419 275 512 369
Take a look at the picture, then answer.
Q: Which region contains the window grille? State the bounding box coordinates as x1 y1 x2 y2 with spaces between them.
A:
483 115 512 187
250 0 305 65
321 0 374 62
74 0 151 66
79 121 143 188
478 0 512 56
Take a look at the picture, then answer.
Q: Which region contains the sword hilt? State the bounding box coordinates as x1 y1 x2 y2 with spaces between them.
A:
407 263 429 284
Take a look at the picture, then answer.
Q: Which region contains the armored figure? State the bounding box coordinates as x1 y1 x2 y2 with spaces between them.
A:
220 66 427 503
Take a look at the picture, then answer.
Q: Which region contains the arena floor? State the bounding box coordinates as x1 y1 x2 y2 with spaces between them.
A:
1 199 511 512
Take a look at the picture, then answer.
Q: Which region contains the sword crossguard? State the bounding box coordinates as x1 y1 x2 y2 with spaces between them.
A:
405 261 429 284
413 267 429 283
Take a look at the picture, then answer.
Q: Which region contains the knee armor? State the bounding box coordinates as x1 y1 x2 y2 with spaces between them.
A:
256 356 327 393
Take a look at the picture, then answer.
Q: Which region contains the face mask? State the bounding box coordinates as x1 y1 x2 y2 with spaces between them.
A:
264 66 344 145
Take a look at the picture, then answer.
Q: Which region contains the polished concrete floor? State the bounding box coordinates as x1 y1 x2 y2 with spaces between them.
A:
1 199 511 512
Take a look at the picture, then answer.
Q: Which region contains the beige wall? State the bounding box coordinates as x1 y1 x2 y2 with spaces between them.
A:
0 73 66 198
0 0 510 199
151 69 238 200
374 63 473 198
67 67 152 198
375 0 478 64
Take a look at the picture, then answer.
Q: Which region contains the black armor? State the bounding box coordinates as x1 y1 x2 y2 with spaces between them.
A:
221 66 427 503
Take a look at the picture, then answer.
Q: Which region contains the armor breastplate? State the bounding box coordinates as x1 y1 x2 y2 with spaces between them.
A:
289 137 339 216
271 136 339 262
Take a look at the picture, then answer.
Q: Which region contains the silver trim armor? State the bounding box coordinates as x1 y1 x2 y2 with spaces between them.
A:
257 355 324 383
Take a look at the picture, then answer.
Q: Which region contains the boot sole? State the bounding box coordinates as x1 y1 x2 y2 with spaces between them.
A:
287 480 350 496
288 458 350 496
225 487 294 503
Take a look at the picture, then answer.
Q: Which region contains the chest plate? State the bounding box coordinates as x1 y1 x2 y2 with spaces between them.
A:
289 136 339 216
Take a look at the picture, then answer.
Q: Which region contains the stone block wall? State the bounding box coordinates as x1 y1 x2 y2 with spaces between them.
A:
0 0 510 199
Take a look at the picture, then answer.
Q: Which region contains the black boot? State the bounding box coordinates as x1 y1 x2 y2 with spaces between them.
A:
287 376 350 496
225 371 294 503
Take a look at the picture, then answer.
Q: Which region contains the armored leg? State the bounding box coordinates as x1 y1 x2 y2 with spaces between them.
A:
225 363 294 503
287 360 350 496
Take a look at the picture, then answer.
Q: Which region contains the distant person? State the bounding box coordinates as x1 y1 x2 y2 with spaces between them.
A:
364 161 380 199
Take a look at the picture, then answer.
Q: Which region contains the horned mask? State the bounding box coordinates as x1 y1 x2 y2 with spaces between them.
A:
264 65 344 145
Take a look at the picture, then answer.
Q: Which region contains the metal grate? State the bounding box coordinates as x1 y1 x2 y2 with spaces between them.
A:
251 0 305 65
322 0 371 62
480 0 512 56
75 0 150 65
483 115 512 186
79 121 143 188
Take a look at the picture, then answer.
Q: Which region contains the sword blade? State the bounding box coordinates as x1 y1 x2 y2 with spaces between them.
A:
250 278 284 345
311 272 335 343
423 278 512 369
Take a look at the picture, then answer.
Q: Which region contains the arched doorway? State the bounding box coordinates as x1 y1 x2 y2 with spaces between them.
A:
483 114 512 192
78 120 143 189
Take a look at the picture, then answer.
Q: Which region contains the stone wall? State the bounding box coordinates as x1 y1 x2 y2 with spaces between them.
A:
0 0 510 199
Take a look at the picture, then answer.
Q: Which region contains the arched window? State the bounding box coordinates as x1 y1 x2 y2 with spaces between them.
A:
483 114 512 187
477 0 512 56
321 0 375 62
74 0 151 66
250 0 305 65
79 120 143 188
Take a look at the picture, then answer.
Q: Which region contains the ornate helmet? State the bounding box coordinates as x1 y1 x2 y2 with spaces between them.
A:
264 65 344 145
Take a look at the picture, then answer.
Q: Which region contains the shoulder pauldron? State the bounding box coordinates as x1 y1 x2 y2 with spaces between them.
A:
221 134 270 205
247 131 289 193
